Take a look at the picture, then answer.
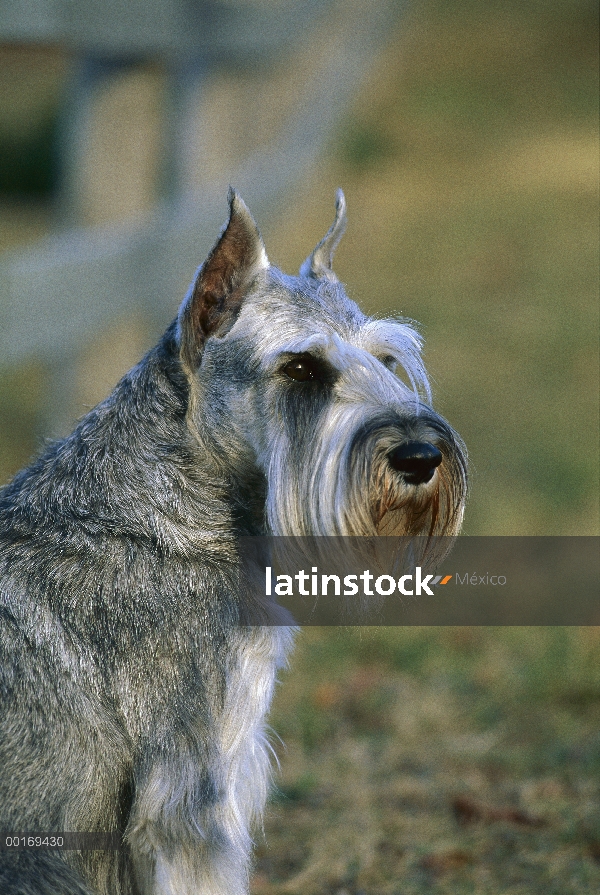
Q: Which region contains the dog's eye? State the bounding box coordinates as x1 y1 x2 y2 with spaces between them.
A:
282 359 316 382
380 355 397 370
280 353 336 385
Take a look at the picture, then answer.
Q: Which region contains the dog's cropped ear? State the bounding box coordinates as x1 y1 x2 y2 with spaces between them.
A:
300 189 347 282
178 188 268 369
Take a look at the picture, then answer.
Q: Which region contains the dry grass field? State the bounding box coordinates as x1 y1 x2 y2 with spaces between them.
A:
254 627 600 894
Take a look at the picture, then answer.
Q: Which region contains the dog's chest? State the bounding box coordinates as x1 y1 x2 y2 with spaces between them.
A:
215 626 294 827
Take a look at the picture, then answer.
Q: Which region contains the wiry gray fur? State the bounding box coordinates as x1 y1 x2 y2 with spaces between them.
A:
0 189 466 894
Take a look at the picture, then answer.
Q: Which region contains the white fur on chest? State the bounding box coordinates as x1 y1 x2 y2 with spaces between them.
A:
141 625 295 895
215 625 295 851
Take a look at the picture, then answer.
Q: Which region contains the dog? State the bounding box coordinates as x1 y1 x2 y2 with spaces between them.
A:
0 189 467 894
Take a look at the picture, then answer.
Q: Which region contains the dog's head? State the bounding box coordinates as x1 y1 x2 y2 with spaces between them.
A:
177 190 467 539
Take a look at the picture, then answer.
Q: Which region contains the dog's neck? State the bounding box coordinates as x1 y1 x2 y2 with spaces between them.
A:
3 324 263 552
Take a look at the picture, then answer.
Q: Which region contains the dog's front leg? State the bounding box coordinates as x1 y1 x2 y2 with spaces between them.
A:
133 838 248 895
127 755 252 895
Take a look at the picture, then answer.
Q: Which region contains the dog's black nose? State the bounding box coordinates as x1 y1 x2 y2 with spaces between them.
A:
388 442 443 485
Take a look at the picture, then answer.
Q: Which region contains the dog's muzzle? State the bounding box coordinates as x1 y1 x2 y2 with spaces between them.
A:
388 441 443 485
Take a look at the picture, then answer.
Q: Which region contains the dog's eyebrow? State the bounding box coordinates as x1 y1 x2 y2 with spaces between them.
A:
356 319 432 403
357 318 423 353
260 334 330 365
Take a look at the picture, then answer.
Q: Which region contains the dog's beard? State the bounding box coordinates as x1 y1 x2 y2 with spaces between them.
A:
265 409 467 542
372 440 466 539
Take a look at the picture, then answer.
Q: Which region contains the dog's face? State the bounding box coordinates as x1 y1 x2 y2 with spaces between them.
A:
177 190 467 538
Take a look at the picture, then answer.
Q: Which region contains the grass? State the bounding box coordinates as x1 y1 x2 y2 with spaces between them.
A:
252 627 600 894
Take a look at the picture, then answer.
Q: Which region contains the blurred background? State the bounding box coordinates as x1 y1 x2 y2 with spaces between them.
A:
0 1 598 892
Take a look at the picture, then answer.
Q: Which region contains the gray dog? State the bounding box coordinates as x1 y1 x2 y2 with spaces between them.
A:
0 190 467 894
